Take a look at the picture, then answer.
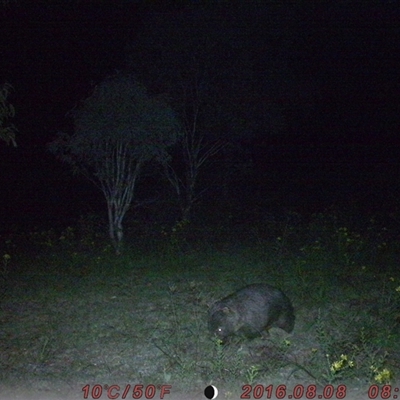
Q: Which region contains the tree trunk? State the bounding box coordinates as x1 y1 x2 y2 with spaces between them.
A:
107 199 124 255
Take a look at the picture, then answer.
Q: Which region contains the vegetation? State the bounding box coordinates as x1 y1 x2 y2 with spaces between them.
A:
48 73 180 254
0 208 399 398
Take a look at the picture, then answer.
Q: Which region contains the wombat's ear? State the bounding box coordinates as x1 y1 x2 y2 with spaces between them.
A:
221 306 231 314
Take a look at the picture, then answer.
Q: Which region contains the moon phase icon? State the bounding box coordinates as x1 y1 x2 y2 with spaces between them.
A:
204 385 218 399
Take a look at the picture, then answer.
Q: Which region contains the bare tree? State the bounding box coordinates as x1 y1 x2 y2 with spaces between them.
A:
49 73 180 254
146 55 228 222
0 82 17 147
161 67 226 221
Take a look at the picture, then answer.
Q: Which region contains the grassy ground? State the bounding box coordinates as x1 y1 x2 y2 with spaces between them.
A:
0 211 399 399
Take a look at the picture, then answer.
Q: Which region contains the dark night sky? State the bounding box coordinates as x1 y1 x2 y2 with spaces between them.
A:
1 1 400 230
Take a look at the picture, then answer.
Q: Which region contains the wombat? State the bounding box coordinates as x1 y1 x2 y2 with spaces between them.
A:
208 283 295 341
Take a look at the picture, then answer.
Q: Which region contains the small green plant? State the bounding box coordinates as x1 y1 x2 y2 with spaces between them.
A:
29 228 57 248
370 366 393 384
208 336 249 384
37 336 52 363
162 219 190 250
323 353 355 383
353 328 394 384
334 227 364 269
245 365 260 385
272 211 301 254
2 253 11 278
211 338 226 380
59 226 75 244
76 213 105 249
